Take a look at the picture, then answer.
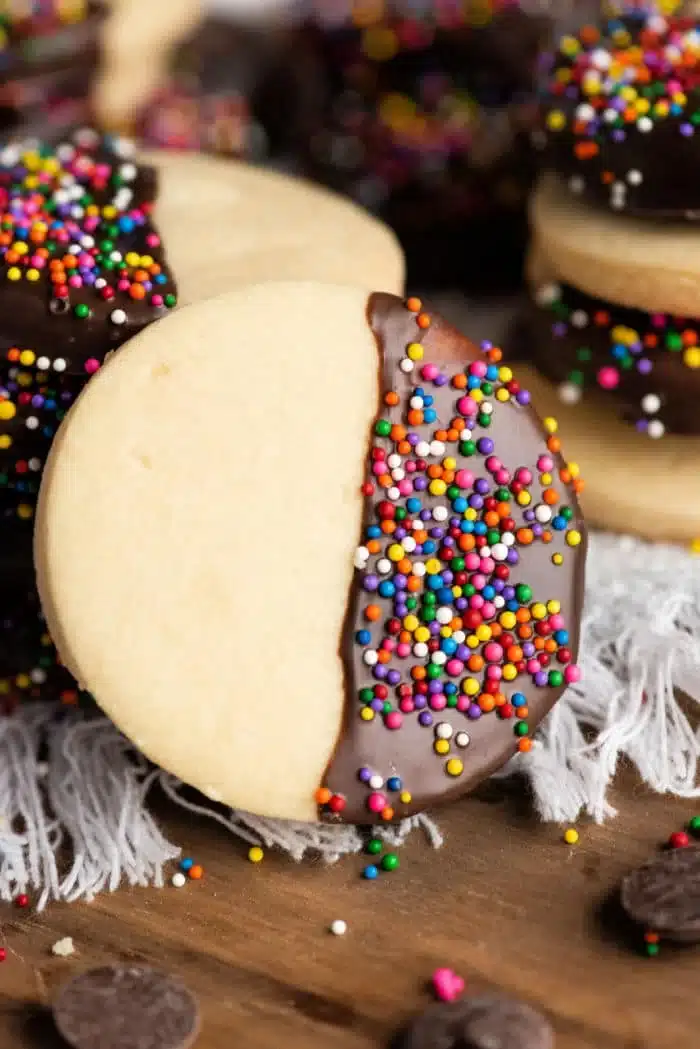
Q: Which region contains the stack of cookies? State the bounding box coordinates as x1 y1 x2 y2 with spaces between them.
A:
519 8 700 543
0 0 106 141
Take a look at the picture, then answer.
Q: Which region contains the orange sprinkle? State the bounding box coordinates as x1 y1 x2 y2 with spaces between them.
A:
367 539 381 555
189 865 204 880
542 488 559 506
315 787 332 805
516 527 534 546
385 391 400 406
390 423 407 441
467 654 484 673
365 604 382 622
452 374 467 389
381 807 395 822
406 576 422 592
406 296 422 313
397 440 411 455
407 409 424 426
547 436 562 454
417 312 431 329
518 739 533 753
516 608 531 624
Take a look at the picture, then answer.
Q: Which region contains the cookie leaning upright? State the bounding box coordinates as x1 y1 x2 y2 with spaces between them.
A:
36 284 585 824
514 10 700 542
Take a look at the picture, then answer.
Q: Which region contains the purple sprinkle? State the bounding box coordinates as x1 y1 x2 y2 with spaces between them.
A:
430 527 445 539
429 621 441 635
455 598 468 612
408 433 420 446
681 123 694 137
534 671 548 688
443 536 455 548
457 644 470 661
475 478 489 495
532 523 544 538
394 527 407 540
373 666 387 680
414 695 428 710
638 358 652 375
363 575 379 592
516 390 530 406
467 704 482 720
358 767 372 783
477 438 494 455
394 576 407 590
503 586 515 601
414 477 428 491
553 322 567 338
370 698 384 712
428 679 443 694
387 670 401 687
434 374 448 387
506 549 519 564
442 570 454 585
522 642 536 658
469 495 484 510
418 711 433 727
524 510 535 522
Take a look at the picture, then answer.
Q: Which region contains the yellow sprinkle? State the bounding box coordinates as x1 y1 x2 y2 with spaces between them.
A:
26 268 40 282
429 479 447 497
475 624 492 642
0 434 10 449
19 350 35 366
407 342 424 361
0 401 16 421
563 828 579 846
684 347 700 369
465 508 477 522
543 417 558 434
540 472 553 486
566 530 582 548
463 678 480 696
503 664 517 682
531 603 547 621
498 366 513 383
360 707 375 721
691 538 700 556
13 241 28 255
517 491 531 507
567 462 580 479
403 615 419 632
15 673 30 689
496 388 510 402
248 847 264 864
499 611 517 630
546 110 566 131
434 739 450 756
466 634 479 649
443 456 456 471
414 626 430 644
6 267 21 281
547 600 561 615
400 791 412 804
388 543 405 562
102 205 118 220
425 558 441 575
17 504 33 520
446 758 464 778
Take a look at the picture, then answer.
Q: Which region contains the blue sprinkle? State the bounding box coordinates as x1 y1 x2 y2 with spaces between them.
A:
356 629 371 646
452 497 467 513
367 526 381 539
512 693 527 708
424 409 437 424
363 865 379 880
387 776 402 792
378 581 395 598
552 516 567 531
554 630 569 645
180 857 194 872
407 497 421 514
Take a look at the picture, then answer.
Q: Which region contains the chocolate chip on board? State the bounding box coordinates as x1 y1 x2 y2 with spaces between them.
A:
621 845 700 943
52 966 200 1049
399 996 554 1049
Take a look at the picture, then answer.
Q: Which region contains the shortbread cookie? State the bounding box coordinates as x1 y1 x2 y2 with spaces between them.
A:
523 244 699 438
36 285 585 824
510 364 700 543
539 10 700 217
530 173 700 317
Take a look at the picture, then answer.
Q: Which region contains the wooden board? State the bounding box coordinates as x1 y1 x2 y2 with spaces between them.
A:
1 776 699 1049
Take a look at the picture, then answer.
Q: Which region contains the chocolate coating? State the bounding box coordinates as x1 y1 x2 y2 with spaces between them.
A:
539 11 700 216
398 996 554 1049
322 294 586 824
521 277 700 437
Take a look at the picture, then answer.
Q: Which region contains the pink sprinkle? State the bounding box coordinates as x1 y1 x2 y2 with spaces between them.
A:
465 553 480 571
446 659 464 677
151 294 164 308
367 792 387 813
84 359 100 375
495 468 511 485
456 696 470 712
385 712 402 730
565 665 581 684
481 601 496 620
429 694 447 712
421 363 439 382
515 467 532 485
527 659 541 675
68 275 82 288
486 665 502 681
117 278 130 292
146 233 161 248
469 359 487 378
597 366 619 390
398 479 413 496
550 614 565 631
471 574 487 592
399 698 415 713
432 968 465 1003
457 396 477 417
454 469 474 489
469 594 484 610
396 643 411 659
484 642 503 663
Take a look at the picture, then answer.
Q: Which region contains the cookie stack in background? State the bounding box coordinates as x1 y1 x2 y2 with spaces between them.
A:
0 0 107 142
517 7 700 543
119 0 582 293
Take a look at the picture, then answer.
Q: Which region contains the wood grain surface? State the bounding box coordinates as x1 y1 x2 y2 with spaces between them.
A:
1 774 699 1049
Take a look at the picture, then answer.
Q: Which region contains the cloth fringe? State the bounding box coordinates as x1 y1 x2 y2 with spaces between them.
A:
2 532 700 907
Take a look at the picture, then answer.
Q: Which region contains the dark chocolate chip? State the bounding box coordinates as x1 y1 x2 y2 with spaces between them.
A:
398 996 554 1049
52 966 201 1049
621 845 700 943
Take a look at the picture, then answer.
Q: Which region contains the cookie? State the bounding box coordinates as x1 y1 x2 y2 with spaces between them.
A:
523 244 699 438
621 846 700 943
508 363 700 543
530 173 700 318
398 996 554 1049
145 150 405 306
538 10 700 217
53 966 200 1049
36 284 584 824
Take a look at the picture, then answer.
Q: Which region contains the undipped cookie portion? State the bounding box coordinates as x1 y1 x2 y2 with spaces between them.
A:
36 284 585 824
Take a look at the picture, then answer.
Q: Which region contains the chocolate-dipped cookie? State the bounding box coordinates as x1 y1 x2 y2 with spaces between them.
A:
539 9 700 216
36 284 585 824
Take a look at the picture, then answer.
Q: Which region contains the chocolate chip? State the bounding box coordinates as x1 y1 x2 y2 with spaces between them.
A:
621 845 700 943
52 966 200 1049
398 996 554 1049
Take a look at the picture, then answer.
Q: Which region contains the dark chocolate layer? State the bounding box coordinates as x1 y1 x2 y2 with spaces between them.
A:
521 277 700 437
539 11 700 216
321 294 586 824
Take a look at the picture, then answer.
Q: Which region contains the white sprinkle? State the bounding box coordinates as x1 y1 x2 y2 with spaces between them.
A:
51 937 75 957
400 358 414 373
0 145 20 165
330 920 347 936
637 117 653 133
535 283 560 307
641 393 661 414
432 506 449 522
558 382 582 406
452 631 466 643
391 468 405 482
569 175 585 195
387 453 402 469
502 532 515 547
413 642 428 658
480 403 493 416
431 651 447 666
429 440 445 457
435 722 453 740
491 543 508 562
53 358 66 372
575 103 595 123
363 651 378 666
647 419 665 440
387 486 401 501
369 775 384 790
535 504 553 524
436 607 453 625
377 558 392 575
354 546 370 569
412 562 426 578
25 416 39 430
120 162 138 182
31 668 46 683
172 872 187 888
402 536 417 553
110 309 127 325
455 732 471 748
591 47 611 70
571 310 588 329
113 136 137 158
415 440 431 457
28 458 41 471
410 396 424 410
36 356 50 370
627 169 643 186
493 596 505 609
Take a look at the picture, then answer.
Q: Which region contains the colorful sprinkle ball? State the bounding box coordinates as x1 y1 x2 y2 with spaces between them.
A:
533 280 697 438
543 11 700 209
171 872 187 889
432 967 466 1003
0 947 6 963
15 893 29 909
248 846 265 864
318 297 582 823
563 827 580 845
329 919 347 936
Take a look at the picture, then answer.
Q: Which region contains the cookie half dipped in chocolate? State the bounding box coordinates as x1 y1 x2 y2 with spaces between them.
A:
539 9 700 216
36 285 585 824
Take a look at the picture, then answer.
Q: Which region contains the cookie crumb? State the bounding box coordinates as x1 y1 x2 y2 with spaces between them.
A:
52 938 75 958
